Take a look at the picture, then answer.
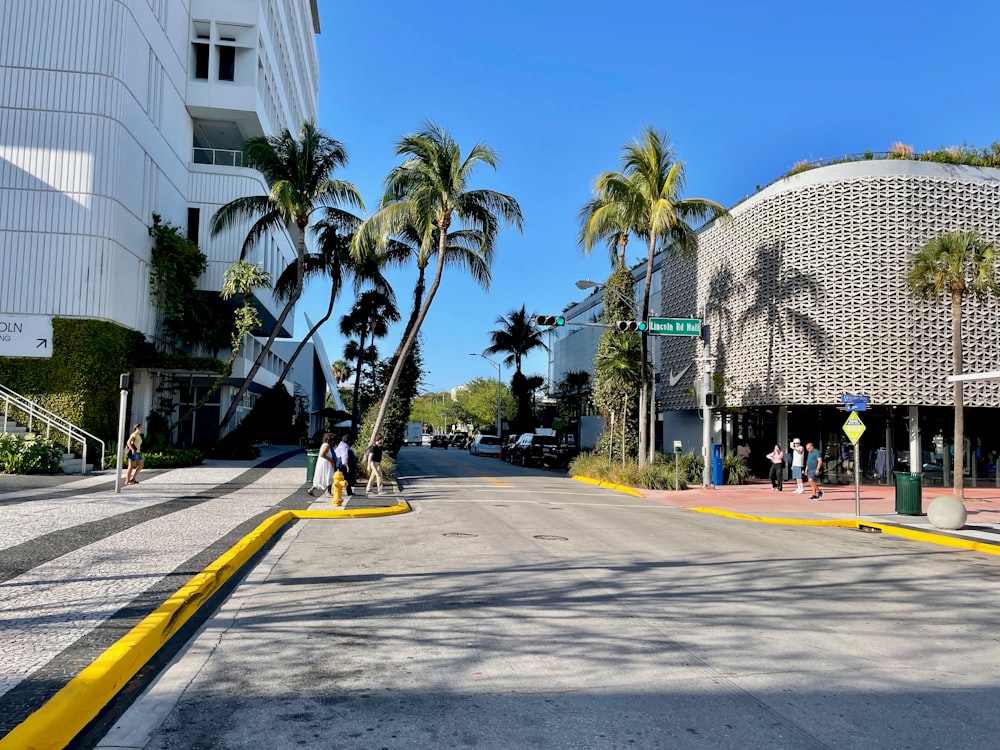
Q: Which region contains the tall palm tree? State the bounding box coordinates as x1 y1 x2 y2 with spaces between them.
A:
485 305 547 431
580 127 728 467
907 230 998 500
209 121 364 435
340 289 400 434
353 123 523 443
269 209 390 388
595 333 646 461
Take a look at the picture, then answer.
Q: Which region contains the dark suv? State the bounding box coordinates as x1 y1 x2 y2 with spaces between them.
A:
508 433 558 467
430 434 449 449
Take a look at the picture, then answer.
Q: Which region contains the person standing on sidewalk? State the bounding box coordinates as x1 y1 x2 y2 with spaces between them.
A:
125 424 144 485
805 441 824 500
334 434 354 496
766 443 785 491
365 435 385 495
790 438 806 494
308 433 336 497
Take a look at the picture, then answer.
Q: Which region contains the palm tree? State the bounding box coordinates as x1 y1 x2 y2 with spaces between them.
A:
595 333 646 462
353 123 523 443
269 210 390 388
209 121 364 435
331 360 353 384
580 127 728 467
907 230 998 500
485 305 547 432
340 289 400 434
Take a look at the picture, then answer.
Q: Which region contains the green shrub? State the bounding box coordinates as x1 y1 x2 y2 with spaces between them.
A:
0 432 64 474
569 452 690 490
142 447 205 469
723 454 751 485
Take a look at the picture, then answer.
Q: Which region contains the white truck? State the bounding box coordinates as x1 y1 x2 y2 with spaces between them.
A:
404 422 424 446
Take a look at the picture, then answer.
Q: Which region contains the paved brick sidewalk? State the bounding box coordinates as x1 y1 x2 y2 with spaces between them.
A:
0 447 398 737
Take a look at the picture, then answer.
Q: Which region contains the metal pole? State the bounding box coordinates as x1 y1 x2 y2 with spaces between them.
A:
608 410 615 462
114 388 127 494
495 361 502 439
854 437 861 516
702 327 713 488
675 450 679 490
648 335 657 466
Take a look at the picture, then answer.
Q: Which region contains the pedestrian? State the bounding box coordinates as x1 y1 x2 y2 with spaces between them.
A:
124 423 144 485
790 438 806 494
307 432 336 497
365 435 385 495
335 433 354 496
805 441 824 500
766 443 784 491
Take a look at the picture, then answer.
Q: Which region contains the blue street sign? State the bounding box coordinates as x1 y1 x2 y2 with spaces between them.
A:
845 401 867 412
839 392 871 405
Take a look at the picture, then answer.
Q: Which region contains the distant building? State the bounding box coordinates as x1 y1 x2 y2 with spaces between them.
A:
0 0 329 440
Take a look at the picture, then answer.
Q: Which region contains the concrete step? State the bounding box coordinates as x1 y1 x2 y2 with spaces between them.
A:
60 458 94 474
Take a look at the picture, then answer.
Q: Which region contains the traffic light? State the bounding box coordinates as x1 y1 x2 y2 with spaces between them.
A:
615 320 648 332
534 315 565 326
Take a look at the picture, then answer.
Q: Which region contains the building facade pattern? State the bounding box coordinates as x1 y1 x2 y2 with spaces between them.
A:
659 161 1000 410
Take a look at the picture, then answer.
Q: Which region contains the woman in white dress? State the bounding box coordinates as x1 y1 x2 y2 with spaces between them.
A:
308 433 337 497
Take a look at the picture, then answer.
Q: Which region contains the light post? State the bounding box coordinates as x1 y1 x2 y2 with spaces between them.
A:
470 353 502 438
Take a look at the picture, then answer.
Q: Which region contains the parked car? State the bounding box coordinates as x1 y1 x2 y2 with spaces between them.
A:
430 434 449 449
509 433 559 467
470 434 502 457
420 434 432 447
449 433 469 449
499 434 519 462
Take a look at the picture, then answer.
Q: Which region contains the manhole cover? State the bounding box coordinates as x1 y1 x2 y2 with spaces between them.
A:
442 532 478 538
533 535 569 541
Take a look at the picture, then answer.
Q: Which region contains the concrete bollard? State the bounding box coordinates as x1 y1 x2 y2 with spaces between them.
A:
927 496 967 530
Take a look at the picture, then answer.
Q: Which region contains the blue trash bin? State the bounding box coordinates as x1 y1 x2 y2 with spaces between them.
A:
711 444 723 486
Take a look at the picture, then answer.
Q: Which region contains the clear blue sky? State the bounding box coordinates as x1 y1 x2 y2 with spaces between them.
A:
298 0 1000 393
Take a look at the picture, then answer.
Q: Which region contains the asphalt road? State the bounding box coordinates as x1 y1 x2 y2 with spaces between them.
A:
100 445 1000 749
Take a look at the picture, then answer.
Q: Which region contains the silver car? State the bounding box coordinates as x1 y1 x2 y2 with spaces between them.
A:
470 435 502 457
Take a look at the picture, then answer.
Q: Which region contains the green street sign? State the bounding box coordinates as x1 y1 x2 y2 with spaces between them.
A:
648 317 702 336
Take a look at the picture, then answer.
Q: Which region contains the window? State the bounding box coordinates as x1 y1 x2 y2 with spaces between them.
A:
187 208 200 245
193 43 209 79
218 45 235 81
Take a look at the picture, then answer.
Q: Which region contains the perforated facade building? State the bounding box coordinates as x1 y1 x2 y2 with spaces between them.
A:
659 160 1000 410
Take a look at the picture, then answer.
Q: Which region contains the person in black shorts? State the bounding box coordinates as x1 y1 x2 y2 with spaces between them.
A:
365 435 384 495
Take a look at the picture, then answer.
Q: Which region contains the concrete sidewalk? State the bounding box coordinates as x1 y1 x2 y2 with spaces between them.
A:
636 478 1000 549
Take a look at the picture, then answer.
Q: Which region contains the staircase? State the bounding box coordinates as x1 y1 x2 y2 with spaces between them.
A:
1 384 105 474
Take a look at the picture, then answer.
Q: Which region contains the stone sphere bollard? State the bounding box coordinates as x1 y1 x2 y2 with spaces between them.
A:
927 496 967 530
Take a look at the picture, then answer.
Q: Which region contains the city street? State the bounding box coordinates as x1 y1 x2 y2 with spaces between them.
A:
93 446 1000 750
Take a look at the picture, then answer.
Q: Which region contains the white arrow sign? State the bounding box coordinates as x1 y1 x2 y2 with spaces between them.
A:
0 314 53 359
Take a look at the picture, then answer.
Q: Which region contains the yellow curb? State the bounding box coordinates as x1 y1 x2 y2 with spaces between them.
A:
685 506 1000 557
685 507 860 527
572 475 644 497
0 502 410 750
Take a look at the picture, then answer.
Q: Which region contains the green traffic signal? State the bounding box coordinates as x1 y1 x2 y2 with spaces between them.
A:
535 315 566 327
637 321 647 331
556 316 565 326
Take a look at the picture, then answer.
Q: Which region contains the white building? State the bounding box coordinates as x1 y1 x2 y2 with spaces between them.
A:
0 0 328 441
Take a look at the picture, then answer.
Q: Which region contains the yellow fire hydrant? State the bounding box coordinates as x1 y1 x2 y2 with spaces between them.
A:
332 469 348 507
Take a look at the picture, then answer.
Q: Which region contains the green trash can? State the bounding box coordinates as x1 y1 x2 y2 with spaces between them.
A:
894 471 922 515
305 449 320 484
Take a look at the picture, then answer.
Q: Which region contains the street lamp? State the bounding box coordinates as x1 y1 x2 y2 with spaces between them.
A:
470 353 502 438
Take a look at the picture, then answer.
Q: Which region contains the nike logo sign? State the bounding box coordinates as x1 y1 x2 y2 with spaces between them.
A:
668 363 692 387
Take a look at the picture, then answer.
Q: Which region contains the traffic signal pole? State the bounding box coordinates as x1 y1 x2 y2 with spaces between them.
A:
701 326 713 488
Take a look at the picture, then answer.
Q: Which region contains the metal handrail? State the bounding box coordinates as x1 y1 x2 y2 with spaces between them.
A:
0 382 105 473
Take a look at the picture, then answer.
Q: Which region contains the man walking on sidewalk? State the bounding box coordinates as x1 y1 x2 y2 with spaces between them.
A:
790 438 806 493
805 441 824 500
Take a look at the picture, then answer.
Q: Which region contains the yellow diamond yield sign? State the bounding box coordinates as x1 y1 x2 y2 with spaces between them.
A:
843 412 866 445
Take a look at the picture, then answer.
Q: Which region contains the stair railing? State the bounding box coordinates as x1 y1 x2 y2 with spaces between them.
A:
0 383 105 473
